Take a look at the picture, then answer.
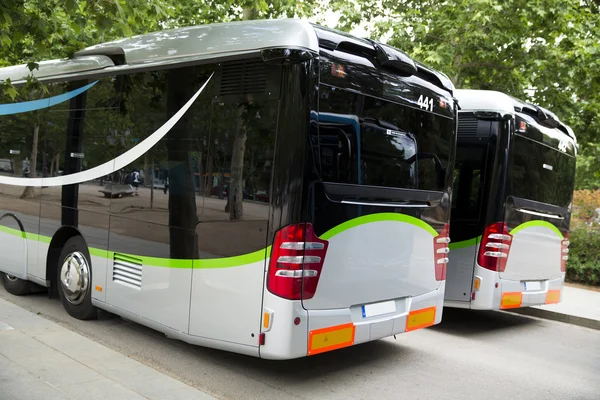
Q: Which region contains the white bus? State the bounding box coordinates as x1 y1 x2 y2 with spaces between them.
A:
0 19 457 359
445 89 577 310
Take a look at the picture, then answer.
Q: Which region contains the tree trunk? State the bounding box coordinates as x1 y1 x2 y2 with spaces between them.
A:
50 155 55 178
145 153 154 209
226 105 248 220
452 53 463 86
197 148 204 195
20 123 39 199
53 152 60 176
206 143 214 197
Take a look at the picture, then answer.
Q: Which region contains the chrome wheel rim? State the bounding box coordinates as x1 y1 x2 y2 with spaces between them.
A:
5 273 18 282
59 252 90 305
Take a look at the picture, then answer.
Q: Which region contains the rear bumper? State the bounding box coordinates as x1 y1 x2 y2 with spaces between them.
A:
470 264 565 310
259 284 445 360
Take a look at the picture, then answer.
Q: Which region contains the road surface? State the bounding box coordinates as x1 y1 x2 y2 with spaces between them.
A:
1 285 599 400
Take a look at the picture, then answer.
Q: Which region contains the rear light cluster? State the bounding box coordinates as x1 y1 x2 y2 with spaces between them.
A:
561 233 570 272
478 222 513 272
433 223 450 280
267 223 329 300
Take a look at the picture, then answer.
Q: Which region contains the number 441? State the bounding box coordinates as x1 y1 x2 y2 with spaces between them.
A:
417 95 434 112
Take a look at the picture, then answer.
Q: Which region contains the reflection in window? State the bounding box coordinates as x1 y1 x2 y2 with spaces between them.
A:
203 100 278 222
510 135 575 208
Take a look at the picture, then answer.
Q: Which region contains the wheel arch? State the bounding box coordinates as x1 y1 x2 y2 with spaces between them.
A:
46 226 89 297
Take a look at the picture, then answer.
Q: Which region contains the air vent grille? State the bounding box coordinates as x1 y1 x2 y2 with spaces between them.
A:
113 253 142 289
219 60 267 96
458 116 479 138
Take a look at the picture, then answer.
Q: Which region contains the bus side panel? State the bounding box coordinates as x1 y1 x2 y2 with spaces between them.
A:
445 244 477 303
105 218 193 334
189 221 268 347
190 59 285 347
0 212 29 280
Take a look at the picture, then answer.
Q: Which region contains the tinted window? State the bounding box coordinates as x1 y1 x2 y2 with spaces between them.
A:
509 134 576 208
451 143 486 220
317 85 454 191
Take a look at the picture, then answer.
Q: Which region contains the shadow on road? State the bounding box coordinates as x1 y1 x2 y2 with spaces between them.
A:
182 333 415 386
431 307 539 337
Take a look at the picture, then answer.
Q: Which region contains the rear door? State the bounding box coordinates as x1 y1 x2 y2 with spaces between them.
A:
446 114 493 302
501 116 576 281
302 74 455 310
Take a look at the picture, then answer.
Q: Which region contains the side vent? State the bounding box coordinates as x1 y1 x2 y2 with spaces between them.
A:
215 59 280 102
457 116 479 138
220 60 267 96
113 253 142 289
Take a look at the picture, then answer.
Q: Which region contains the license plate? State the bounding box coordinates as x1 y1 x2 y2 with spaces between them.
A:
523 281 541 291
361 300 396 318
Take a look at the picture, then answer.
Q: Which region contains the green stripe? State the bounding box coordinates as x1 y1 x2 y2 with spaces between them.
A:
320 212 438 240
0 212 438 269
510 220 563 239
0 224 26 239
448 236 481 250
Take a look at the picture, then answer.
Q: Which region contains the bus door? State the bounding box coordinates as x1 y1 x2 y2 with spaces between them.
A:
446 116 492 303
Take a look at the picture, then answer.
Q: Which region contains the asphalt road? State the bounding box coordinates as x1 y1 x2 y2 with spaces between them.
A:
1 285 599 400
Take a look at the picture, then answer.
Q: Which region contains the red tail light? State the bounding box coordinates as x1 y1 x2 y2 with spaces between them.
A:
433 223 450 280
267 223 329 300
478 222 512 272
560 232 569 272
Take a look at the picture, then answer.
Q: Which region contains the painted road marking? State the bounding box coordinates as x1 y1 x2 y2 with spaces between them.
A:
0 321 14 331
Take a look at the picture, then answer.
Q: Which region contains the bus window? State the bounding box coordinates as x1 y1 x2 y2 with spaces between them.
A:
509 134 576 208
316 85 453 192
451 144 486 221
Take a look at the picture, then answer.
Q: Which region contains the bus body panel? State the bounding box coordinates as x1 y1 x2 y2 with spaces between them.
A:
303 216 441 310
189 257 266 347
470 262 564 310
259 289 310 360
445 241 477 302
306 285 444 355
0 215 29 280
105 259 194 334
502 218 563 282
94 298 261 358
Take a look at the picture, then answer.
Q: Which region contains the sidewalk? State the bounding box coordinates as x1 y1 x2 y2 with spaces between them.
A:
507 285 600 330
0 298 217 400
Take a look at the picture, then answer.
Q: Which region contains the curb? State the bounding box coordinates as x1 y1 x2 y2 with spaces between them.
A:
506 307 600 331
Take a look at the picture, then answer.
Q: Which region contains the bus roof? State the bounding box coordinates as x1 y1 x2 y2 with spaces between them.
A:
0 19 454 96
0 19 319 84
456 88 576 142
455 89 515 113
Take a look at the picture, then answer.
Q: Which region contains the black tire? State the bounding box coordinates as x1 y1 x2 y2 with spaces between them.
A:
1 273 32 295
56 236 97 320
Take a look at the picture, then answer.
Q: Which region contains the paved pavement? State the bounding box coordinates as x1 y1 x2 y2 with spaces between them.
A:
508 285 600 330
1 285 599 400
0 298 217 400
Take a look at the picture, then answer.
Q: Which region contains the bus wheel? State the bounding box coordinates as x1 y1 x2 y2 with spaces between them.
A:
56 236 97 320
1 273 32 295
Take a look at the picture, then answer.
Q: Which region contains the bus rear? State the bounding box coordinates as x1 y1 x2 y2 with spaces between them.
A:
259 26 457 358
446 89 576 310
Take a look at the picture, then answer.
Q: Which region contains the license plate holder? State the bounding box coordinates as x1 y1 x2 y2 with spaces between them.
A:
523 281 542 291
361 300 396 318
